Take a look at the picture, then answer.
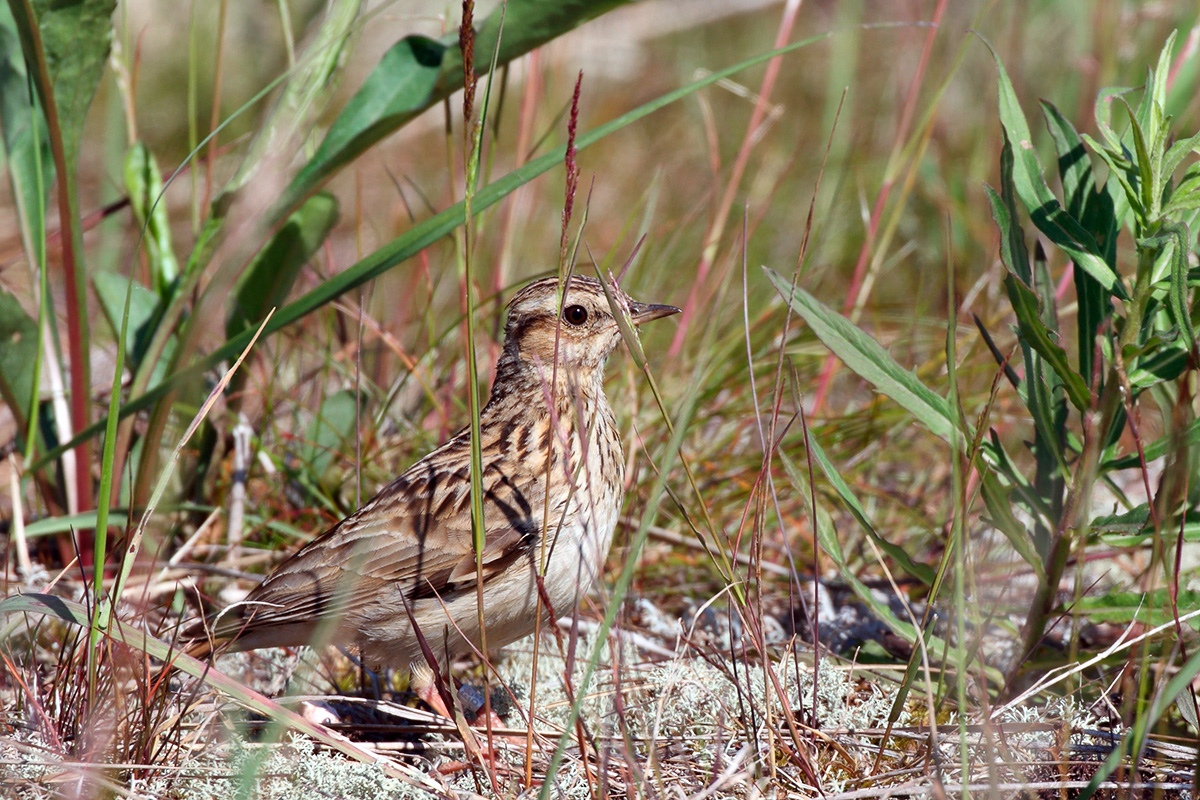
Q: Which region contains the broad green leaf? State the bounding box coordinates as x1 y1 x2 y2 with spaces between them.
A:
93 272 160 367
124 141 178 293
0 287 39 435
765 269 959 444
304 389 365 485
16 0 115 166
985 40 1127 299
226 192 339 341
0 4 51 272
281 0 632 217
32 33 832 472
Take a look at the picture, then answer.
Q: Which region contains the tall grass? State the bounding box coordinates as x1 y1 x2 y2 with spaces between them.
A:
2 1 1199 797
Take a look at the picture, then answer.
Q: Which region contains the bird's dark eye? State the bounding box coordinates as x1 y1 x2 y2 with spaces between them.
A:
563 304 589 326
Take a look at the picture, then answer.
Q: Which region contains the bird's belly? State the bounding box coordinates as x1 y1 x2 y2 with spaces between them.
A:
352 514 617 671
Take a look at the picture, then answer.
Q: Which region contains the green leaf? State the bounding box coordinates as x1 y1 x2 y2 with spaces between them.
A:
287 35 447 206
281 0 632 217
984 142 1030 284
1103 416 1200 470
799 433 935 585
0 4 51 272
1160 128 1200 182
20 0 115 166
1004 272 1091 412
1074 589 1200 627
1121 97 1157 220
1139 221 1195 350
226 192 340 341
93 272 161 367
1124 341 1190 389
124 141 178 293
984 40 1127 299
0 287 39 436
765 268 960 445
303 389 366 486
980 472 1047 580
1042 100 1116 381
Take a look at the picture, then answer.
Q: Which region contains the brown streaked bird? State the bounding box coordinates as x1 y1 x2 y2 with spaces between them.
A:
184 275 678 710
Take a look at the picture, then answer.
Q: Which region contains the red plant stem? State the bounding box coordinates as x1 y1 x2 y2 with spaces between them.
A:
668 0 803 357
810 0 948 413
17 5 96 557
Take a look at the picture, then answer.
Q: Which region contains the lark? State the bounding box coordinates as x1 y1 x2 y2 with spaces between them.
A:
186 275 678 712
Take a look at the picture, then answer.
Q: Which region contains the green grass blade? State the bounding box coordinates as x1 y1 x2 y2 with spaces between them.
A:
764 267 961 445
799 433 935 584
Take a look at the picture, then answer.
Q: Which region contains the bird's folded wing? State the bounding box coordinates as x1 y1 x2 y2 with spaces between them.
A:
217 511 536 634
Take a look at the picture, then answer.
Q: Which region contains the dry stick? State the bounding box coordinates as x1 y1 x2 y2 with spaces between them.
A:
111 310 276 603
7 455 33 578
995 606 1200 718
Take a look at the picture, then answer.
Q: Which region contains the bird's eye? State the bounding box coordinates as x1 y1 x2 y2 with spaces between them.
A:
563 304 589 326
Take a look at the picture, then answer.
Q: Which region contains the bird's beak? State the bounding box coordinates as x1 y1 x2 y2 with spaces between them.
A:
628 301 682 325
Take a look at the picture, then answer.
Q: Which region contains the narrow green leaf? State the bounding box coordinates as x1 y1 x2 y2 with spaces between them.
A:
766 268 959 444
1004 273 1091 412
282 0 632 216
1041 102 1116 383
1042 100 1093 211
984 40 1127 299
288 35 447 203
1120 97 1156 219
1103 416 1200 470
124 141 178 293
984 143 1030 283
1161 129 1200 181
0 4 51 272
980 472 1047 581
1140 221 1195 350
226 192 339 341
800 433 935 584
